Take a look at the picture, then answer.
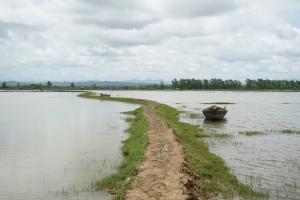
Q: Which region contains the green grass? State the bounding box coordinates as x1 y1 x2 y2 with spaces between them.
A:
189 113 201 119
202 102 235 104
212 133 231 138
239 131 264 136
95 107 149 200
155 104 268 199
78 92 149 106
78 92 149 199
281 129 300 134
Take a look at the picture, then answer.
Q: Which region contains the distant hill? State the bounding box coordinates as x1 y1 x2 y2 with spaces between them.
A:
3 80 172 87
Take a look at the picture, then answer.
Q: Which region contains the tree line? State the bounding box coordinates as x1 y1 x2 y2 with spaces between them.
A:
171 78 242 90
171 78 300 90
1 79 300 90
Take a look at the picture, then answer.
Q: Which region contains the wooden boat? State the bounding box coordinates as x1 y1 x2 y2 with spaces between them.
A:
100 93 111 97
202 105 227 120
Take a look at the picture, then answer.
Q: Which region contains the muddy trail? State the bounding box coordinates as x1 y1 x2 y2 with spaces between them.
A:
125 101 207 200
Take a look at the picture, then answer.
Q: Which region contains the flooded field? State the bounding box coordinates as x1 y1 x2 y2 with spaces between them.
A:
0 92 139 200
1 91 300 199
95 90 300 199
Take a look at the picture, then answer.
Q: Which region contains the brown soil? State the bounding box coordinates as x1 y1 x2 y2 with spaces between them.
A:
124 101 208 200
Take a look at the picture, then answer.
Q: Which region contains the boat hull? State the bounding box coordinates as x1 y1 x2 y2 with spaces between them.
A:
202 110 227 120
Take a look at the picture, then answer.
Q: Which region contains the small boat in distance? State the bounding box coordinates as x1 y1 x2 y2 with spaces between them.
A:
202 105 228 120
100 93 111 97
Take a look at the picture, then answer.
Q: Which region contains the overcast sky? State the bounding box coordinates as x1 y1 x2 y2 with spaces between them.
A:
0 0 300 82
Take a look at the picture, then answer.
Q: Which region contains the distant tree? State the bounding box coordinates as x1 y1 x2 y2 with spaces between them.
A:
171 79 179 89
92 84 97 90
47 81 52 90
160 81 164 90
17 82 20 89
1 82 7 89
30 84 42 91
70 82 75 89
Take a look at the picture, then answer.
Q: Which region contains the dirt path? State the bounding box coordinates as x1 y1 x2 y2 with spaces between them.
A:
124 101 194 200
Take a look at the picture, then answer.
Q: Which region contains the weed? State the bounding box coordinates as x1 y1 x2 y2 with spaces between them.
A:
281 129 300 134
202 102 235 104
239 131 264 136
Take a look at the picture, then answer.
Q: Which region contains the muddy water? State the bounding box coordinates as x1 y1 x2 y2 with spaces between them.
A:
96 90 300 199
0 92 139 200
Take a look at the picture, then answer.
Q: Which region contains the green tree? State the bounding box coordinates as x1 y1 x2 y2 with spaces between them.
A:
1 82 7 89
160 81 164 90
47 81 52 90
17 82 20 89
70 82 75 89
92 84 97 90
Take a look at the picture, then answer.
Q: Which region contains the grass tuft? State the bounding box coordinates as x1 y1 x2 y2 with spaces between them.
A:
239 131 264 136
281 129 300 134
202 102 235 104
189 113 201 119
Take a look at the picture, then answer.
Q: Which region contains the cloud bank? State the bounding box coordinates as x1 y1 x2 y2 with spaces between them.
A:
0 0 299 81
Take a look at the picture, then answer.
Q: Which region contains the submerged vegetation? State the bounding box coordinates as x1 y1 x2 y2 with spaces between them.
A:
155 104 268 199
202 102 235 104
281 129 300 134
238 129 300 136
239 131 264 136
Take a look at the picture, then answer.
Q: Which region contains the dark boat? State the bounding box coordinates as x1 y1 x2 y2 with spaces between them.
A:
100 93 111 97
202 105 228 120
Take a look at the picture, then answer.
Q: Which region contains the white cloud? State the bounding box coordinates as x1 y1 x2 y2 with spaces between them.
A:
0 0 300 81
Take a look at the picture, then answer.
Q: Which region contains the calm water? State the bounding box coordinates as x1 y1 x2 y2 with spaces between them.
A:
0 92 139 200
94 90 300 199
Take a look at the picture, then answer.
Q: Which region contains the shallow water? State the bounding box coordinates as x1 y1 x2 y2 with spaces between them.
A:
94 90 300 199
0 92 139 200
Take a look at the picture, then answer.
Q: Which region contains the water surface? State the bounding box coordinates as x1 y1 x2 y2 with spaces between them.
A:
0 92 139 200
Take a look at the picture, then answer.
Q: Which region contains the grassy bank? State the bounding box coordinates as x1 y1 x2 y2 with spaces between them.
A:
78 92 149 199
155 103 268 199
78 92 267 199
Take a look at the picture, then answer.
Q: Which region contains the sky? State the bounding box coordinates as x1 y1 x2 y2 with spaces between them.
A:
0 0 300 82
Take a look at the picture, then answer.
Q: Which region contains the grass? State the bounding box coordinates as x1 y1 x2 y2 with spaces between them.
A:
155 104 268 199
202 102 235 104
78 92 149 106
189 113 201 119
211 133 231 138
281 129 300 134
78 92 149 199
239 131 264 136
95 107 149 200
